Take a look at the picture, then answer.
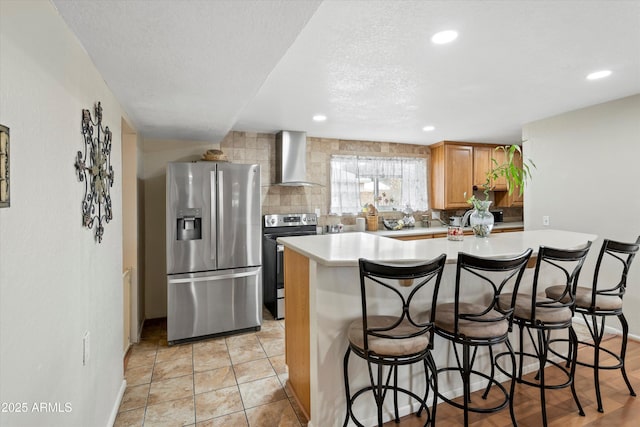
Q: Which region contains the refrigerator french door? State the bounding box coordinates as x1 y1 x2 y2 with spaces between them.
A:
166 162 261 343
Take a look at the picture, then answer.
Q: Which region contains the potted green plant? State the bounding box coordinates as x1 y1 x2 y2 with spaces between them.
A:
466 144 535 237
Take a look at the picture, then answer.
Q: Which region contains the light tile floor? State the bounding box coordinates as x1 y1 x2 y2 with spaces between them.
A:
114 311 307 427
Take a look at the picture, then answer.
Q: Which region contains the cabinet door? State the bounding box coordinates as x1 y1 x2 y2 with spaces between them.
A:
491 147 508 191
474 145 507 191
444 144 473 209
430 142 473 210
473 146 492 189
494 153 524 207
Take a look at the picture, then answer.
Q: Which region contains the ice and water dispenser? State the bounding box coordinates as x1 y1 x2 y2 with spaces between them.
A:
176 208 202 240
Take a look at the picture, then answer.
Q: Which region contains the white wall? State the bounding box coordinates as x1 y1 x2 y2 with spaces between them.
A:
524 94 640 335
0 1 128 426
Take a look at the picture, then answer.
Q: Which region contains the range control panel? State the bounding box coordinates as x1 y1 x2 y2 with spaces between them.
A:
264 213 318 228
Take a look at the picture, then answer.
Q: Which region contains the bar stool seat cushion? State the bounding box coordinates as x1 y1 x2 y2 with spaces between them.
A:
545 285 623 311
347 315 429 357
499 293 572 324
434 302 509 339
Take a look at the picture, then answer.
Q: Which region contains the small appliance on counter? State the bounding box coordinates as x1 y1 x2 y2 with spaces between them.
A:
449 216 463 226
491 210 504 222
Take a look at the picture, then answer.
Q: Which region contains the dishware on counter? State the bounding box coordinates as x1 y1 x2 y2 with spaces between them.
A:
383 218 402 230
447 226 464 241
327 223 343 233
402 205 416 227
402 214 415 227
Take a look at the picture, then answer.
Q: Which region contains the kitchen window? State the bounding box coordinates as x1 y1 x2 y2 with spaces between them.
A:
330 155 428 214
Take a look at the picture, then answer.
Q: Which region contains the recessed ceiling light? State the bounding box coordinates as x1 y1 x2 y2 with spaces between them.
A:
312 114 327 122
586 70 612 80
431 30 458 44
422 125 435 132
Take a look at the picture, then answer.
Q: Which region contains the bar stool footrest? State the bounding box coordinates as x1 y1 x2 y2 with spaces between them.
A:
435 367 509 414
548 338 624 370
346 385 434 427
495 350 573 390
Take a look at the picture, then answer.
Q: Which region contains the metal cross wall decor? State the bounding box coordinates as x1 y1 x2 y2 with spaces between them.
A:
74 102 114 243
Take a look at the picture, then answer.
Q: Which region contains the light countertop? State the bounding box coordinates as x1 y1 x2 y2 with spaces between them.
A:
277 229 596 267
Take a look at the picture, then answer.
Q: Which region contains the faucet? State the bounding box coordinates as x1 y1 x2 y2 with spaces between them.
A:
462 209 474 228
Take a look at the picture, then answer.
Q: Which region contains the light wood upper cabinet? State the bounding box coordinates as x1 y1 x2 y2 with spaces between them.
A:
473 146 492 189
431 141 524 210
473 145 507 191
430 142 473 210
491 147 508 191
494 152 524 207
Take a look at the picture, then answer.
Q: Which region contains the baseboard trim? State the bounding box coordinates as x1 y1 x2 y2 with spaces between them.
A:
107 379 127 427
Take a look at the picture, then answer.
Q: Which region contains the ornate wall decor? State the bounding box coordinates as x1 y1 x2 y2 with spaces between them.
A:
0 125 8 208
74 102 114 243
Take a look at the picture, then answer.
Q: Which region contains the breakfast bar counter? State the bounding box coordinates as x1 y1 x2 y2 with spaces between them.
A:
278 230 596 427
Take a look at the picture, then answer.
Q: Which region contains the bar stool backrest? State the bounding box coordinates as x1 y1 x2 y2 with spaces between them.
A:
450 249 533 339
589 236 640 309
530 242 592 323
358 254 447 356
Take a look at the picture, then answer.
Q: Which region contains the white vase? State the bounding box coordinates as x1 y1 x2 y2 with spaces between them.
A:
470 200 494 237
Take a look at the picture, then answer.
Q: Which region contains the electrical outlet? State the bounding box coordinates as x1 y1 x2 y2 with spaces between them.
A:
83 331 90 366
542 216 550 226
432 211 441 220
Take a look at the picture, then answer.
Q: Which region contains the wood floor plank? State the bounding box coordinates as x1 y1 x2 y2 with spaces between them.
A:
381 336 640 426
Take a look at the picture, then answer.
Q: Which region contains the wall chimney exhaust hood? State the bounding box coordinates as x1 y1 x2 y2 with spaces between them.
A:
274 131 321 186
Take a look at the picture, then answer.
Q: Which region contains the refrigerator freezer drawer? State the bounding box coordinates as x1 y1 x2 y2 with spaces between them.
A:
167 267 262 343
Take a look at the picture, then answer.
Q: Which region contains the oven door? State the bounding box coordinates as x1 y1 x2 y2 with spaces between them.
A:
262 230 316 320
276 243 285 318
262 236 286 319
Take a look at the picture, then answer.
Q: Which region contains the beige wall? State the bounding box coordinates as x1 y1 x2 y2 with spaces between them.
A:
523 94 640 336
121 118 145 346
142 139 216 319
143 131 429 318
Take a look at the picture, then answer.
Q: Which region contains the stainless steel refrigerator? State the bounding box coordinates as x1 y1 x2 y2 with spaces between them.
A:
166 161 262 343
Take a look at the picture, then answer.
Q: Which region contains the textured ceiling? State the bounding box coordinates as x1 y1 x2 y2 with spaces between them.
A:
53 0 640 145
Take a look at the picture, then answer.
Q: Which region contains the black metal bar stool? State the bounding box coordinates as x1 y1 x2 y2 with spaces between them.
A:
432 249 532 427
545 236 639 412
343 254 446 427
495 243 591 427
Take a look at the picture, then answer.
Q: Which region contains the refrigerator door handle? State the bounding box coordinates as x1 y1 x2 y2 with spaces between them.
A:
211 169 220 263
168 270 259 284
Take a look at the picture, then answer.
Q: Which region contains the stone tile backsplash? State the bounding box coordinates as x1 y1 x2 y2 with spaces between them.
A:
218 131 522 229
219 131 431 227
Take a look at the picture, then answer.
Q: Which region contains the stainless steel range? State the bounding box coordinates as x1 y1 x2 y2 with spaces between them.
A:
262 213 318 319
